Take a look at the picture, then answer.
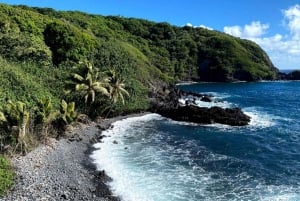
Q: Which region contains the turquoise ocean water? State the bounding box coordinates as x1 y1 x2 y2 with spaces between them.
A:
91 81 300 201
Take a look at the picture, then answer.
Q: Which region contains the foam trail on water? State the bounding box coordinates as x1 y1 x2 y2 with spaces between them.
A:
90 114 166 201
90 112 300 201
90 113 216 201
244 107 293 129
204 91 232 100
262 194 300 201
244 110 275 128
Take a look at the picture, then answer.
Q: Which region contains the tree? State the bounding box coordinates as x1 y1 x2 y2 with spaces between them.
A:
107 70 129 104
43 22 95 65
69 61 109 104
59 100 78 125
2 101 30 153
35 98 58 141
104 70 129 117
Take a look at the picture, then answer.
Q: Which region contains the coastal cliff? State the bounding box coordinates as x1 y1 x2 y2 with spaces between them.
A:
0 3 279 116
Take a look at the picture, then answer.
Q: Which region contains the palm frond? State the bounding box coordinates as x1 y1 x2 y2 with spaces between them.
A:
119 93 125 104
0 111 7 122
73 73 84 81
75 84 89 91
119 87 130 97
61 100 68 111
94 84 109 96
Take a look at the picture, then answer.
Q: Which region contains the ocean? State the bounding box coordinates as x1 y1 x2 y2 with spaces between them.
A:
91 81 300 201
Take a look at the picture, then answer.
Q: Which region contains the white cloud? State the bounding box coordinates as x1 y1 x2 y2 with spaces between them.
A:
197 24 213 30
185 23 213 30
244 21 269 37
224 25 242 37
186 22 193 27
223 5 300 69
283 4 300 39
224 21 269 38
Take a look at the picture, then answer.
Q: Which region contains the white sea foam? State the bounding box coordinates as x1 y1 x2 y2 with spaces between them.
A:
175 81 198 86
209 92 230 98
164 112 239 132
91 113 178 201
90 110 299 201
90 113 218 201
262 194 300 201
195 99 234 108
178 94 284 131
244 109 275 128
260 187 300 201
179 91 234 109
244 107 294 129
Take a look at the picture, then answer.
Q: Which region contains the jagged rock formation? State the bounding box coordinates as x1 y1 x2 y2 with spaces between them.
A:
149 85 250 126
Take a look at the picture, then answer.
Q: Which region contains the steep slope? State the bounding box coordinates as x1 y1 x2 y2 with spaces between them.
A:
0 3 279 112
0 57 66 107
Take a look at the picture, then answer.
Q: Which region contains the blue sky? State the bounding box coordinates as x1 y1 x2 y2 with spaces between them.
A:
0 0 300 69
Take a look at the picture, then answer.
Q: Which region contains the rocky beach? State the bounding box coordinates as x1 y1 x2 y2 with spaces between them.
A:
0 115 143 201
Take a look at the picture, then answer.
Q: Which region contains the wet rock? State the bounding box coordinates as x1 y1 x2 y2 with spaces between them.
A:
157 105 250 126
96 170 106 178
201 96 213 102
97 124 110 130
150 85 250 126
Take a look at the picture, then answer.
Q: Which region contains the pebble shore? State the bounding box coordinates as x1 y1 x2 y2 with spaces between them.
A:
0 117 127 201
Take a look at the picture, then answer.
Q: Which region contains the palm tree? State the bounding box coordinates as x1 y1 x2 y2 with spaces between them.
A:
4 101 30 153
60 100 78 125
71 61 109 104
104 70 129 117
107 70 130 104
36 98 58 141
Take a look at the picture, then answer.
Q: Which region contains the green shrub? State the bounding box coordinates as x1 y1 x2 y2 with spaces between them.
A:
0 156 14 196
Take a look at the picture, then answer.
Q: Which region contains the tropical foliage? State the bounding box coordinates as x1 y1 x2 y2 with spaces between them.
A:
0 156 14 196
0 2 280 153
106 70 130 105
103 70 130 117
35 98 59 140
67 61 109 104
0 3 281 195
59 100 78 125
0 101 30 153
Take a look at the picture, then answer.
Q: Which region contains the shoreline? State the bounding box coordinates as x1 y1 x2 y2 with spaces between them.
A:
1 112 149 201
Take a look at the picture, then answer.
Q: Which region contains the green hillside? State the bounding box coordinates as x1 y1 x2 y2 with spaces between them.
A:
0 3 278 112
0 4 280 191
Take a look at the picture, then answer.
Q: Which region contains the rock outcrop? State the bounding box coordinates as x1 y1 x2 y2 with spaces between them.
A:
150 85 251 126
156 105 250 126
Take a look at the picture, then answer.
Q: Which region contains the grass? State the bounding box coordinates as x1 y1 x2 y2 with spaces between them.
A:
0 156 14 196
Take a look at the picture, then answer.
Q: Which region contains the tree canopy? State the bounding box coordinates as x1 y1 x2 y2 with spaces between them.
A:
0 3 279 113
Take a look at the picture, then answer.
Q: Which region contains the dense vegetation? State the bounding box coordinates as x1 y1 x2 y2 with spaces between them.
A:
0 156 14 195
0 3 280 194
0 2 280 150
0 1 281 189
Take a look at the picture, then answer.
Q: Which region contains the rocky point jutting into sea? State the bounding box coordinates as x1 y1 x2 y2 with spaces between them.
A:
149 85 251 126
91 81 300 201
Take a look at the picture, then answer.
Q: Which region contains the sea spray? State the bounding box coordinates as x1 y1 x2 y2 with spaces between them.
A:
91 82 300 201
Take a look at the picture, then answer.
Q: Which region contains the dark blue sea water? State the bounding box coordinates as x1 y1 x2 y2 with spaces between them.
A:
91 81 300 201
